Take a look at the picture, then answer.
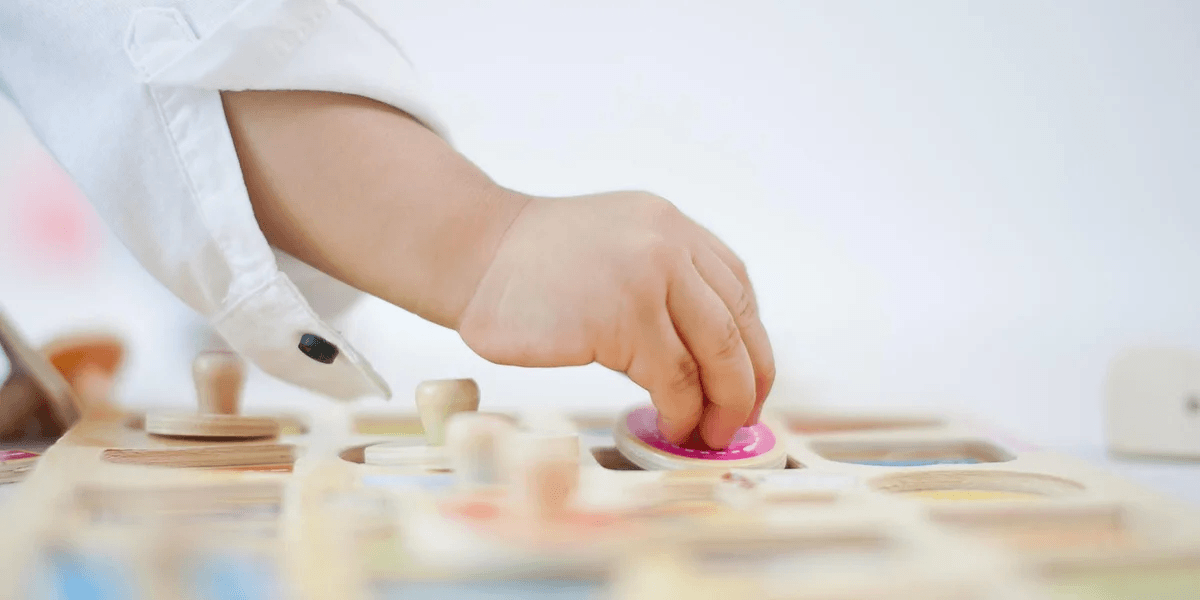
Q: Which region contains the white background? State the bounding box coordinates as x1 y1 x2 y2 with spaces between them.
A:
2 2 1198 495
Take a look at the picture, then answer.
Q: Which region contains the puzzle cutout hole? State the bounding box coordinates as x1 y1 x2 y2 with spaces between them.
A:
784 415 944 435
931 505 1133 552
871 470 1085 501
811 439 1014 467
589 446 642 471
341 442 448 473
341 444 370 464
124 414 144 430
591 446 802 471
570 415 617 438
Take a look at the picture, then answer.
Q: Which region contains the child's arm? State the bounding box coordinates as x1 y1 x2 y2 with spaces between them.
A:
223 90 774 449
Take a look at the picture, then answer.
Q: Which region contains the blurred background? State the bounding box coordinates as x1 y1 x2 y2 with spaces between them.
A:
2 2 1198 476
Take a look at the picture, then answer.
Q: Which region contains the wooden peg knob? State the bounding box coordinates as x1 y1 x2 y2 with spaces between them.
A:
144 351 275 441
445 412 516 490
415 378 480 446
193 351 245 416
44 333 125 420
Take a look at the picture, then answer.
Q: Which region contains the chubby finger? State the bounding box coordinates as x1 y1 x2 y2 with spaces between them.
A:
624 314 706 445
691 246 776 426
667 263 756 448
692 223 777 422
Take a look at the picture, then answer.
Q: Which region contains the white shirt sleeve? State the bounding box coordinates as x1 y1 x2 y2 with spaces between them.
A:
0 0 449 400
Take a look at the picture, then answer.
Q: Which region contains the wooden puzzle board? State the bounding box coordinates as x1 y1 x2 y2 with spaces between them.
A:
1 396 1199 600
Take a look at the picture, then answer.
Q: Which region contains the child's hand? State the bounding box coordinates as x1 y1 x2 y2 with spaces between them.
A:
221 90 773 448
458 192 774 449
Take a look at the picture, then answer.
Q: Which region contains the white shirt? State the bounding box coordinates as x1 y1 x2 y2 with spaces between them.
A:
0 0 448 400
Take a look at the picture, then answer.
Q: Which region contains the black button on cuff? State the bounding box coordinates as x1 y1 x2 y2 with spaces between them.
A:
298 333 338 364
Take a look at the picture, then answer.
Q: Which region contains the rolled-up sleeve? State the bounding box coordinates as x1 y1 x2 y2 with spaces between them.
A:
0 0 448 400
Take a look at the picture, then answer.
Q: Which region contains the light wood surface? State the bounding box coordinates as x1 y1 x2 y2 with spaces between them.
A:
0 369 1198 600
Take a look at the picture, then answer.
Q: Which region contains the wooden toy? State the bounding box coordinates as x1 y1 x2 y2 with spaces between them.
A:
144 351 280 440
614 404 789 471
0 449 39 484
363 378 481 468
415 378 481 445
1 347 1199 600
1105 346 1200 460
0 311 81 443
42 332 125 420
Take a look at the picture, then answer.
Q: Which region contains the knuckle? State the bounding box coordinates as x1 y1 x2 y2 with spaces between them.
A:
643 239 689 274
713 319 745 361
734 286 757 321
667 355 701 396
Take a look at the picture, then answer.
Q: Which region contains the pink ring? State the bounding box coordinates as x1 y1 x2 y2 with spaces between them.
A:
625 407 775 461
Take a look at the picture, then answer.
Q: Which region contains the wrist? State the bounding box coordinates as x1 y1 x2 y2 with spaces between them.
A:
430 184 532 330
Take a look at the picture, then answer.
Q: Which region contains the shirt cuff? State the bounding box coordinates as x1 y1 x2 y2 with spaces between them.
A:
211 270 389 400
123 0 447 401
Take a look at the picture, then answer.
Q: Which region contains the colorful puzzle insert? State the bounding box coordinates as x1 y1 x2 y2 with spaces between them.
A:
624 406 776 461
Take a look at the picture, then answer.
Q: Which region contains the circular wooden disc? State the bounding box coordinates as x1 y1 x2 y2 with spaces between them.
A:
144 412 280 439
614 405 787 471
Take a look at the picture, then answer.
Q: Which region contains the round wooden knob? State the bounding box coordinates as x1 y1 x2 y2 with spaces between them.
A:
192 351 245 415
415 378 480 446
44 333 125 420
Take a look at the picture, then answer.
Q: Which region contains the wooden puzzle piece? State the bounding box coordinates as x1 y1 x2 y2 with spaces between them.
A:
415 378 480 446
364 378 482 468
0 449 39 484
43 333 125 420
144 351 280 440
613 404 788 471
